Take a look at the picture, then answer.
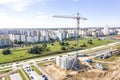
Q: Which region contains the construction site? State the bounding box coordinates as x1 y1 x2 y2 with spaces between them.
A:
40 13 120 80
41 50 120 80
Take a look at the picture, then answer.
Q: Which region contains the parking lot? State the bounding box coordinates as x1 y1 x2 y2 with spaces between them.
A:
23 64 41 80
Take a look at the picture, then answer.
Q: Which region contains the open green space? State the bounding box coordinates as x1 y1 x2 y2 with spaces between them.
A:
37 62 44 67
0 39 116 64
0 69 12 75
22 68 31 80
17 70 26 80
31 65 42 75
0 67 12 70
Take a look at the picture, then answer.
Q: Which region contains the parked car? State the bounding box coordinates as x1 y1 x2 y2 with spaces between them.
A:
42 59 48 61
42 75 46 77
78 54 89 57
31 76 34 80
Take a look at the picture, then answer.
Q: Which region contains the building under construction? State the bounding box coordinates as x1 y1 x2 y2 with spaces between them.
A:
56 55 80 70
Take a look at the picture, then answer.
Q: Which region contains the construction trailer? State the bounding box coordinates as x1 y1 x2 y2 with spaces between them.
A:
96 63 105 70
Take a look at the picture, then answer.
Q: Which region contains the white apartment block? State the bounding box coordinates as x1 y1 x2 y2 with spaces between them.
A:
0 35 11 47
27 36 34 43
45 36 50 42
41 30 49 36
40 36 45 42
21 35 26 42
103 26 109 35
57 32 65 41
9 34 20 41
34 36 39 42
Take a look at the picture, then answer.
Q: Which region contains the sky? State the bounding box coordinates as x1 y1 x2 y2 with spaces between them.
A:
0 0 120 28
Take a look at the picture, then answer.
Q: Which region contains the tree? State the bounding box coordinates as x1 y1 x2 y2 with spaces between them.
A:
28 45 42 54
2 49 11 55
87 40 93 45
98 38 101 41
59 42 69 46
83 43 86 46
46 47 50 51
65 42 69 46
42 43 47 50
90 39 92 41
51 43 54 46
59 42 65 46
14 40 17 44
89 41 93 44
74 44 77 46
61 46 66 50
70 47 75 49
50 38 55 42
81 43 86 47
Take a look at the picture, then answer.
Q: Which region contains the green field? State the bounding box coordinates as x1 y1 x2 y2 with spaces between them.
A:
0 39 116 64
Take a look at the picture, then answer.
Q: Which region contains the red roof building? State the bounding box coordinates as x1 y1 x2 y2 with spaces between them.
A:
114 35 120 39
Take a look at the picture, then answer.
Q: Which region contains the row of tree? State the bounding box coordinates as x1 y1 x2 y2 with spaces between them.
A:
2 39 97 55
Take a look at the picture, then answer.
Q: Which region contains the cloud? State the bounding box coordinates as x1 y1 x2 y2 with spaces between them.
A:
0 0 42 12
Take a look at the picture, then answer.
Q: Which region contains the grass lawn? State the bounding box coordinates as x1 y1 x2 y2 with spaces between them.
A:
37 62 44 67
0 67 12 70
31 65 42 75
17 70 26 80
22 68 31 80
0 39 116 64
0 69 12 75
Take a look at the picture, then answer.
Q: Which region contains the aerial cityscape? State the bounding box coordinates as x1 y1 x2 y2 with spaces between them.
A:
0 0 120 80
